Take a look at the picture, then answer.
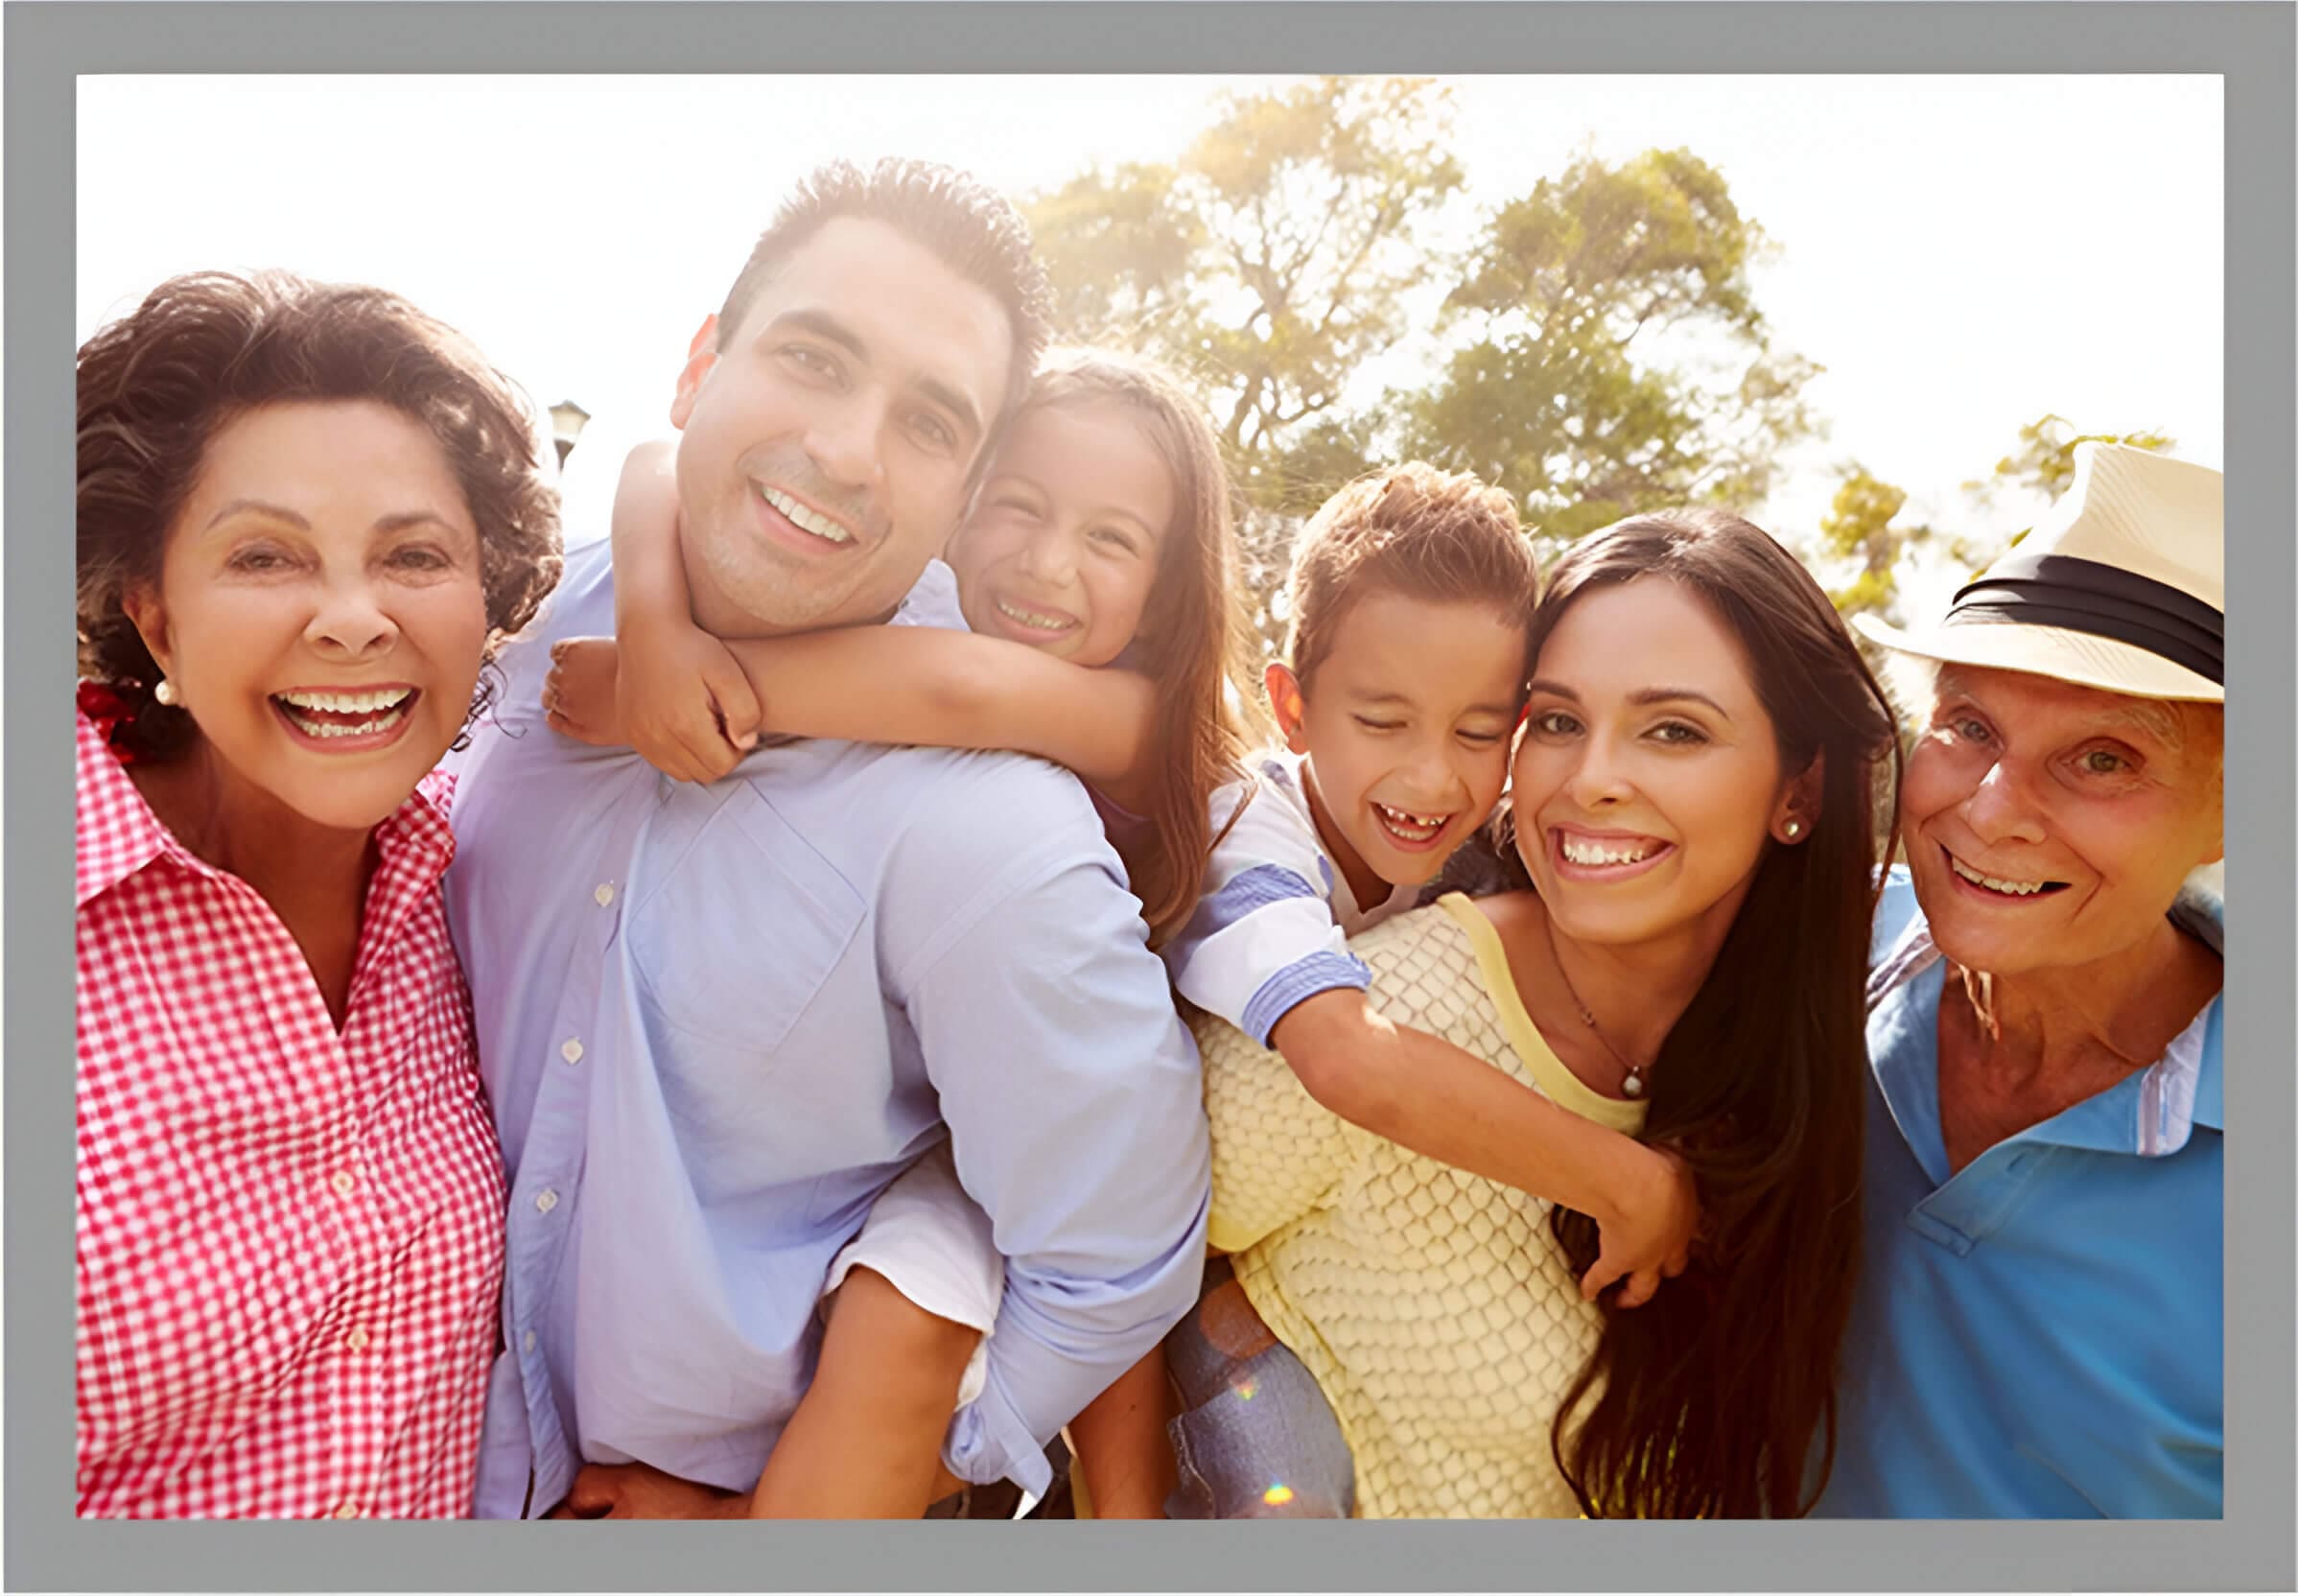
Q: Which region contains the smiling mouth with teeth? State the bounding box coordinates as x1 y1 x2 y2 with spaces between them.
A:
1372 801 1451 844
1556 833 1667 868
760 484 855 546
1544 832 1673 869
993 597 1078 635
273 687 418 740
1944 848 2068 899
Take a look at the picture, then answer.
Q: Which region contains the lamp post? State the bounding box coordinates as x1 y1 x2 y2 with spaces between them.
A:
549 400 591 469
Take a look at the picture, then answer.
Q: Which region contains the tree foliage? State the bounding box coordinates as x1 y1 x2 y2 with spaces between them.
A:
1022 84 1838 652
1817 466 1930 622
1024 76 1466 507
1402 148 1822 550
1970 412 2176 505
1022 81 2196 660
1824 418 2177 629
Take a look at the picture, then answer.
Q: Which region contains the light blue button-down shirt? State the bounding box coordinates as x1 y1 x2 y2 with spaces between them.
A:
443 539 1210 1517
1817 869 2223 1517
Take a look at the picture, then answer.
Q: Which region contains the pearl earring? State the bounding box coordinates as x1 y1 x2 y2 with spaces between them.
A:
1783 819 1802 839
152 678 178 707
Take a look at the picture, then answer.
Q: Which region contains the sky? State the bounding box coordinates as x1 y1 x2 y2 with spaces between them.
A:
78 75 2221 610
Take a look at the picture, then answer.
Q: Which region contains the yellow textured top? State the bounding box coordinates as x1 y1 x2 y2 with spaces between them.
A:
1200 892 1647 1519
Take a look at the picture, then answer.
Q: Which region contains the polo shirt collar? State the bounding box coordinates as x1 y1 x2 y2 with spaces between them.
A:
1869 865 2226 1162
2168 873 2224 1133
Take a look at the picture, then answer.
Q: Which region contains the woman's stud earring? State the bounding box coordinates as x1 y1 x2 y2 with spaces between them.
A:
1783 819 1802 839
152 677 178 707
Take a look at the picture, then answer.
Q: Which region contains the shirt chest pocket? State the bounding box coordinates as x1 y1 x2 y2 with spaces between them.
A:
625 783 867 1064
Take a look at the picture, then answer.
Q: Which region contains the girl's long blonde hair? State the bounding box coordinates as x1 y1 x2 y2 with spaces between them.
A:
1009 351 1261 946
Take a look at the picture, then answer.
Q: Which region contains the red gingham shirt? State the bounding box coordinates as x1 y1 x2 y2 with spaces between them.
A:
75 706 506 1518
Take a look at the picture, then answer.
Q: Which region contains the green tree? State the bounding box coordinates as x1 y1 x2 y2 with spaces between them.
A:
1024 76 1466 510
1400 148 1822 551
1817 465 1930 622
1025 108 1823 654
1818 419 2177 638
1025 77 1470 654
1970 412 2176 505
1952 414 2176 575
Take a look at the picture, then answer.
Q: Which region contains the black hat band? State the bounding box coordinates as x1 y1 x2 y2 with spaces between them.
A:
1943 552 2223 686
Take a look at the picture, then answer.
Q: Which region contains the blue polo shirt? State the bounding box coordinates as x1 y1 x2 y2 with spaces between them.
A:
1816 871 2223 1518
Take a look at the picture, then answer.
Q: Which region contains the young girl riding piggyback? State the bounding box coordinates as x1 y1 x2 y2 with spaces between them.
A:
548 357 1700 1517
550 350 1256 1515
556 349 1254 949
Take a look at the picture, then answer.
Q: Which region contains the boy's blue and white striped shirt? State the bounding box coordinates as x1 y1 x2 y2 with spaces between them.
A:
1161 750 1418 1045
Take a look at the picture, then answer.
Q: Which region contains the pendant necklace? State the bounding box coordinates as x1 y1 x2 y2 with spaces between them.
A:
1538 905 1648 1098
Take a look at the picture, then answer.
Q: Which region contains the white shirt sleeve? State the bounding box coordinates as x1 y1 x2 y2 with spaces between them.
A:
891 558 967 632
1161 773 1370 1046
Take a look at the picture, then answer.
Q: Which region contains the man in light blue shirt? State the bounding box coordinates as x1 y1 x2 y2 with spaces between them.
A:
444 159 1209 1518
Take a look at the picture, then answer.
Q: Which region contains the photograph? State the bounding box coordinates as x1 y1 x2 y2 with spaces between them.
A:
37 28 2276 1584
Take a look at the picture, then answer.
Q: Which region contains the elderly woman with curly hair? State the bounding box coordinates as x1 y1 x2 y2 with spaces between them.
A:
75 271 561 1518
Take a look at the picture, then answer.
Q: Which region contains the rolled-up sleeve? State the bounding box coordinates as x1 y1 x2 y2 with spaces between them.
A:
885 767 1210 1493
1162 785 1369 1045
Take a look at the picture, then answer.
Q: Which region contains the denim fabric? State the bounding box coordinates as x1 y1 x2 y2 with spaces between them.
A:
1162 1262 1355 1519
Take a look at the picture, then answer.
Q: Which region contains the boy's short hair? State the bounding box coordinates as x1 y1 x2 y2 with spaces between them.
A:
715 157 1054 438
1284 461 1539 692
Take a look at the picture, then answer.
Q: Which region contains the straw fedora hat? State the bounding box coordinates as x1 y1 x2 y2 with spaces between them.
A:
1854 442 2223 703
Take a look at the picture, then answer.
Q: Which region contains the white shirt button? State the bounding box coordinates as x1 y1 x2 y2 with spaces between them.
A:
330 1170 358 1198
560 1037 584 1065
522 1329 537 1354
333 1500 362 1519
344 1326 370 1352
593 883 616 907
535 1188 559 1214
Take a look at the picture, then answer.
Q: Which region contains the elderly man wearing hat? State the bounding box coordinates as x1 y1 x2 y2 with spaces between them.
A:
1818 443 2225 1517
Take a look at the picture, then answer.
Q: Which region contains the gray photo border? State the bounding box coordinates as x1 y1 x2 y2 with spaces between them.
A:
9 4 2290 1591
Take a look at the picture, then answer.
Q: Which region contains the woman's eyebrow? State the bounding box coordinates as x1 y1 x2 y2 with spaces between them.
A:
374 511 466 536
1630 687 1731 718
204 498 308 531
1527 680 1735 721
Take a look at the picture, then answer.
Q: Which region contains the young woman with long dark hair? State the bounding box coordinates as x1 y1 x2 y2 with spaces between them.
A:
1192 507 1898 1517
